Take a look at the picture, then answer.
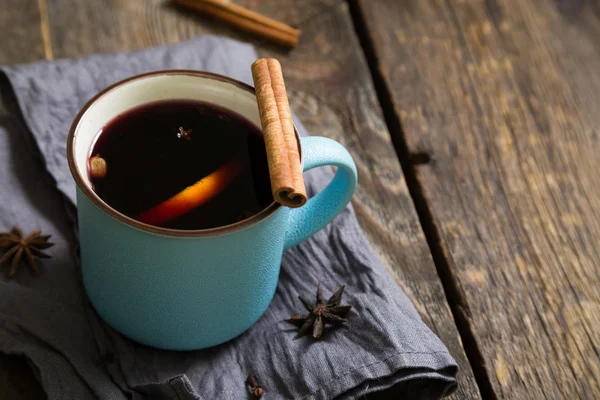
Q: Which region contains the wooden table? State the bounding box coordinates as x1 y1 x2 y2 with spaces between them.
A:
1 0 598 398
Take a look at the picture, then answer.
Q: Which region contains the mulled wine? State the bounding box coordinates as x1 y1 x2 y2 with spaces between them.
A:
89 99 273 230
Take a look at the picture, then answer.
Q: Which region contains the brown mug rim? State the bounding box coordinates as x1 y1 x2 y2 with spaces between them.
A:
67 69 299 238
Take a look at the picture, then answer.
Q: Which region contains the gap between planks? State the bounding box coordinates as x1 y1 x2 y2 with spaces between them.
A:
346 0 496 398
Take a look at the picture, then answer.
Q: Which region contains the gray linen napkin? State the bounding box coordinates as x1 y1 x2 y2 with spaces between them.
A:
0 36 457 399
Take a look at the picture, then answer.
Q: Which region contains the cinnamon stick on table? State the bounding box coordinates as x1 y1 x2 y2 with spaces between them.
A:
173 0 300 48
252 58 307 208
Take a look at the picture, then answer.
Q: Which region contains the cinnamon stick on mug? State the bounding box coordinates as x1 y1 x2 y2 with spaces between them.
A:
252 58 307 208
172 0 300 48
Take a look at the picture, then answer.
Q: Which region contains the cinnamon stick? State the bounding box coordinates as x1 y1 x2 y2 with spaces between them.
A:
252 58 307 208
173 0 300 48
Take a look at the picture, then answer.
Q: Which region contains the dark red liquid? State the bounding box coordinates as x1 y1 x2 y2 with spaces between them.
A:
90 100 273 230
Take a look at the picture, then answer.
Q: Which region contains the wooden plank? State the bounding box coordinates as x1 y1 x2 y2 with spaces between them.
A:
0 0 480 398
356 0 600 398
0 0 48 64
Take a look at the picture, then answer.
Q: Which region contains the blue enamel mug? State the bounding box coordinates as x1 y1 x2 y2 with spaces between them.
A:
67 71 357 350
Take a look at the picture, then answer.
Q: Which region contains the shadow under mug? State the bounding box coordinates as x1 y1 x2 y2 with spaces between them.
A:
67 70 358 350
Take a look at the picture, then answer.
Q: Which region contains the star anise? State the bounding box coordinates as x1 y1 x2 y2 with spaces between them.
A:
0 226 54 277
246 375 263 398
177 126 192 140
285 284 352 339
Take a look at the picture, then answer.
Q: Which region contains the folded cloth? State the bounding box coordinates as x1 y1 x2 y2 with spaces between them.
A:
0 36 458 399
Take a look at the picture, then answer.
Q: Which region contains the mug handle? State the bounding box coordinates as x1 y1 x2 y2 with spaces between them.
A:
284 136 358 250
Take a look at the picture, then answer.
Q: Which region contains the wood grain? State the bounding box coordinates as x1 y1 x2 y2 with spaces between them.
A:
0 0 47 64
0 0 480 398
356 0 600 398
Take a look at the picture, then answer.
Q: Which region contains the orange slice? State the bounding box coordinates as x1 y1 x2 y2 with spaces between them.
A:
135 159 242 226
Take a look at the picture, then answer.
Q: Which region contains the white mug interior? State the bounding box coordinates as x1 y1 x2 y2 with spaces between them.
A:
72 73 262 190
